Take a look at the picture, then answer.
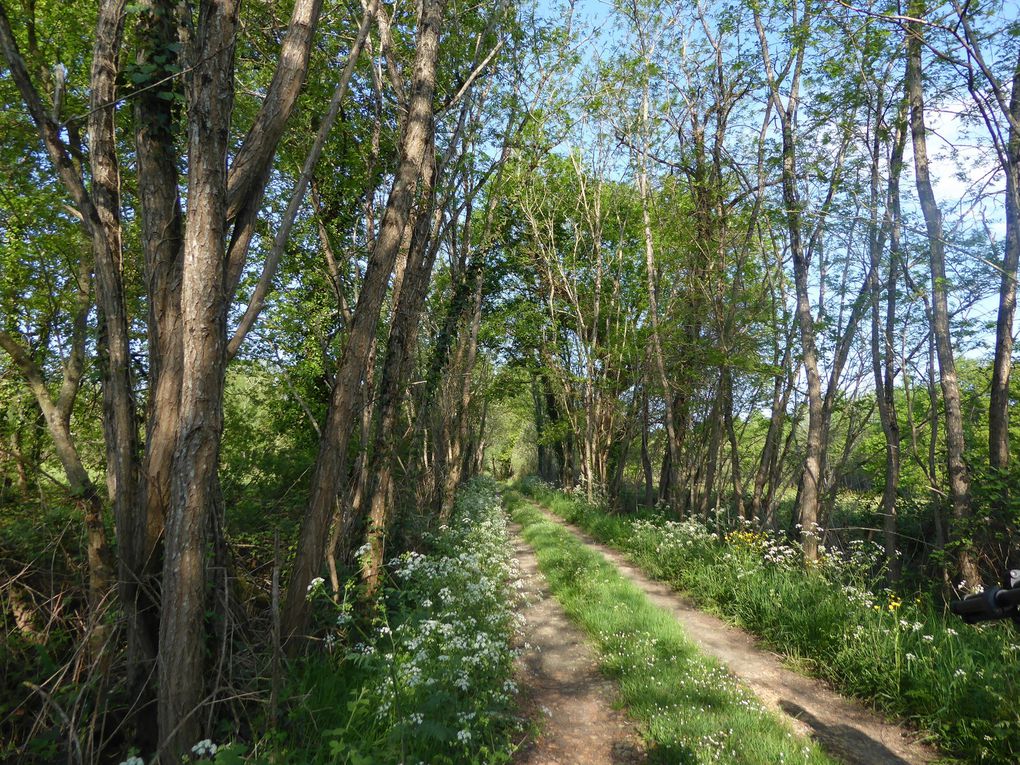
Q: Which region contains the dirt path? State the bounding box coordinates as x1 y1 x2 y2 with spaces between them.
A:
511 524 646 765
533 505 939 765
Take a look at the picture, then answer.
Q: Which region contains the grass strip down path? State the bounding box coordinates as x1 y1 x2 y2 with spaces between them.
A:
519 480 1019 764
508 493 838 765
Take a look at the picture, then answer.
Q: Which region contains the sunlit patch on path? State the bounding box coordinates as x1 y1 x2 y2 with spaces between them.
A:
511 525 646 765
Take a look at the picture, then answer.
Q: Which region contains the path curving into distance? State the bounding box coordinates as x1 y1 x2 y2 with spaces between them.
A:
530 503 938 765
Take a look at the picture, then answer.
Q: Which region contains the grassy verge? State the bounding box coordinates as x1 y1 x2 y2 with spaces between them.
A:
507 491 838 765
269 478 524 765
518 478 1020 765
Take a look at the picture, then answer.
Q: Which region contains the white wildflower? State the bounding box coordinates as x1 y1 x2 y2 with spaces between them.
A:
191 739 218 757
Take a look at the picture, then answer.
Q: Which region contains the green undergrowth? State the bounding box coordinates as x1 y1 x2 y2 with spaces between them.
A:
507 491 838 765
517 478 1020 764
270 477 525 764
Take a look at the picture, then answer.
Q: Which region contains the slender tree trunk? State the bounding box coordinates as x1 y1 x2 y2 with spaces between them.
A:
658 441 672 504
546 374 565 484
82 2 146 625
0 332 114 615
532 373 551 481
755 4 821 563
987 56 1020 476
906 7 980 588
721 368 747 522
986 53 1020 580
441 270 484 517
869 95 907 582
752 341 792 523
638 184 681 511
641 385 655 507
0 0 143 688
699 381 724 520
785 171 823 558
407 255 481 502
362 138 439 594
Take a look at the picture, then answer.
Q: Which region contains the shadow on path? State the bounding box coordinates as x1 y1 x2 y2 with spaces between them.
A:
511 529 646 765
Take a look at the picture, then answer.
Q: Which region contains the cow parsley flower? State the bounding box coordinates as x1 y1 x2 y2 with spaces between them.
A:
191 739 218 757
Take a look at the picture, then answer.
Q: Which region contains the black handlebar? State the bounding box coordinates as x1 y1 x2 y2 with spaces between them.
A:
949 586 1020 627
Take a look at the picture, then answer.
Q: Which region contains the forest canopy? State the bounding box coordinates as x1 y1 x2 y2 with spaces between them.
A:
1 0 1018 762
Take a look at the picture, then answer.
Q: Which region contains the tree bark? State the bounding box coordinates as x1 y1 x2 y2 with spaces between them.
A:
158 0 239 755
906 6 980 588
132 5 184 730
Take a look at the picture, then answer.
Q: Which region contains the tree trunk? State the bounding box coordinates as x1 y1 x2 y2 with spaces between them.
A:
699 380 725 520
0 331 114 617
641 385 655 507
906 7 980 588
752 339 792 523
158 0 239 754
132 4 184 736
362 137 439 594
1 0 146 705
441 270 484 517
869 94 907 582
721 368 747 522
986 52 1020 580
754 4 821 563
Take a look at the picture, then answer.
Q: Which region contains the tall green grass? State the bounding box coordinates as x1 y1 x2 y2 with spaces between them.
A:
518 478 1020 764
508 492 838 765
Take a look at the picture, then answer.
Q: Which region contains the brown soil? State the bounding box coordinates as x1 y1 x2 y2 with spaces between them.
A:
511 524 646 765
535 505 942 765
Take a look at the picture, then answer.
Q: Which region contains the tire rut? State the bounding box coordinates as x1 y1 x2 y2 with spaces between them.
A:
511 524 646 765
